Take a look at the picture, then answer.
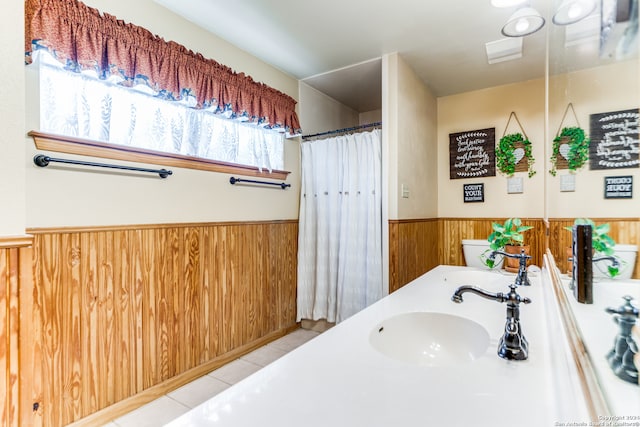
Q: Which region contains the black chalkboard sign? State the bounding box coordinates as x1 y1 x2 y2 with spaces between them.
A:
449 128 496 179
604 176 633 199
463 183 484 203
589 108 639 170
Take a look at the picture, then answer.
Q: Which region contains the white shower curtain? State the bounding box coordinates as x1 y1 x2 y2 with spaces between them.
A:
297 129 383 323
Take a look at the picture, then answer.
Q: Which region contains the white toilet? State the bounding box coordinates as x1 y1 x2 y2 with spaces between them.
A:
462 239 503 270
593 244 638 280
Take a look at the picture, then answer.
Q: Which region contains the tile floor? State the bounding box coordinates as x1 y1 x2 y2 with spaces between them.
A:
103 328 320 427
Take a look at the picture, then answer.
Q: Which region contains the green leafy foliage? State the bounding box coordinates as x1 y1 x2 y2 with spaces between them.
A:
484 218 533 267
549 127 590 176
496 133 536 178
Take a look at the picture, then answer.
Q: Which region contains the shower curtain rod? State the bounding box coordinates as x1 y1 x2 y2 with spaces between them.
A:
301 121 382 140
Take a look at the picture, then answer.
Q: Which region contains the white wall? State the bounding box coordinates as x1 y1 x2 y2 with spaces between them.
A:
359 109 382 125
437 78 546 218
23 0 302 228
298 82 359 135
385 53 438 220
547 61 640 218
0 1 26 235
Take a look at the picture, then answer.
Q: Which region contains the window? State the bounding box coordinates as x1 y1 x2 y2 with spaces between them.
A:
35 52 285 173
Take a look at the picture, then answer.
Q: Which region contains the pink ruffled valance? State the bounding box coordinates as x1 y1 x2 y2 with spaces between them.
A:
25 0 301 134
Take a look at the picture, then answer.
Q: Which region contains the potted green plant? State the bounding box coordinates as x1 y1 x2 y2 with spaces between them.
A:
564 218 619 277
485 217 533 272
549 126 590 176
496 133 536 178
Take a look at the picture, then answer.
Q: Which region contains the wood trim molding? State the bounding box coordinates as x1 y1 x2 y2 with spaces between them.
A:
0 235 34 248
545 250 610 421
26 219 298 235
28 131 291 180
387 218 438 224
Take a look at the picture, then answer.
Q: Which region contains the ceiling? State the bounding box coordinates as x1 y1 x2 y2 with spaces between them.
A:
154 0 613 112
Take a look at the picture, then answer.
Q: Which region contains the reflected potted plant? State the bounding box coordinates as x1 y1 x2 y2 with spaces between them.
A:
549 126 590 176
565 218 619 278
496 133 536 178
485 217 533 272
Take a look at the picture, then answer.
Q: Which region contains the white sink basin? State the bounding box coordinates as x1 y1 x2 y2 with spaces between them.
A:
369 312 490 367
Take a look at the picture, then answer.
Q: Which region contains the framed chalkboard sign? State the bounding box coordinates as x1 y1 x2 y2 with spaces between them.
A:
589 108 639 170
449 128 496 179
463 183 484 203
604 176 633 199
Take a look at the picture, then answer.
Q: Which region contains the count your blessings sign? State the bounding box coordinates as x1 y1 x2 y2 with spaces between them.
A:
449 128 496 179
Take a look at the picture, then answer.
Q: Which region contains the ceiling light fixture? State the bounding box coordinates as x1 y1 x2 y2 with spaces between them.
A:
501 7 546 37
491 0 528 7
552 0 597 25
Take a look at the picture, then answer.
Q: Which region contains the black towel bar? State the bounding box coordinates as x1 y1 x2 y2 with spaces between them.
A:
229 176 290 189
33 155 172 178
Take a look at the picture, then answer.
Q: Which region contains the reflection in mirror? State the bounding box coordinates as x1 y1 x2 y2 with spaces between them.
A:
547 0 639 271
546 0 639 418
547 251 639 418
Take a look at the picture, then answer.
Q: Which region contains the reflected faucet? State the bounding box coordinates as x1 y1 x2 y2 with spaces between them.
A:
489 249 531 286
605 295 639 384
593 255 620 275
452 287 531 361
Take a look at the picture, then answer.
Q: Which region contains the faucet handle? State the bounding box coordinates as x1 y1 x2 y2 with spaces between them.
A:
605 295 639 320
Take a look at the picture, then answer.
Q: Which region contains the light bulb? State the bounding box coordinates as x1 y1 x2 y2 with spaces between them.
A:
515 18 531 33
568 3 583 19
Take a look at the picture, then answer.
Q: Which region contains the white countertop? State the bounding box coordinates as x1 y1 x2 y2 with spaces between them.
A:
559 275 640 417
167 265 579 427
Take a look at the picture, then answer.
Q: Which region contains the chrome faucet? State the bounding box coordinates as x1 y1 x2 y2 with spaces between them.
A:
489 249 531 286
605 295 639 384
452 283 531 360
593 255 620 275
451 250 532 361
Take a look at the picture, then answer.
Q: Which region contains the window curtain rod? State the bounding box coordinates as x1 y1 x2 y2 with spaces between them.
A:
301 122 382 140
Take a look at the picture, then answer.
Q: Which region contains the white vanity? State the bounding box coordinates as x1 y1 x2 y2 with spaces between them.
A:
554 268 640 418
166 261 632 427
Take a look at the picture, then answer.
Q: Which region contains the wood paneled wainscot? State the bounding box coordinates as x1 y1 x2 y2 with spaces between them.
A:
27 221 298 426
388 219 439 294
548 218 640 279
389 218 546 293
0 236 34 427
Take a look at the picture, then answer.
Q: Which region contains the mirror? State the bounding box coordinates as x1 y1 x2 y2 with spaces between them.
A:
547 0 639 414
547 0 639 220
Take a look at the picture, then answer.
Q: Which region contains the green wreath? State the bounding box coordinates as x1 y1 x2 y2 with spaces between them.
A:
496 132 536 178
549 126 590 176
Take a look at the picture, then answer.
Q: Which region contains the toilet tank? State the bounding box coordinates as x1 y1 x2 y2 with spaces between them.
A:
593 244 638 280
462 239 503 270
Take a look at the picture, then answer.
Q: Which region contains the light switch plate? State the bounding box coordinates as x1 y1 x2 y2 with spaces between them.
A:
560 174 576 192
507 177 523 194
401 184 409 198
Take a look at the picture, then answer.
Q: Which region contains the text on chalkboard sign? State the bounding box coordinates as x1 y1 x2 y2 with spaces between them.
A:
449 128 496 179
463 183 484 203
604 176 633 199
589 108 639 170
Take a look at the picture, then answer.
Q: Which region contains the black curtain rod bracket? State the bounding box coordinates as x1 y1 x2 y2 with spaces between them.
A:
229 176 290 189
34 154 172 178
